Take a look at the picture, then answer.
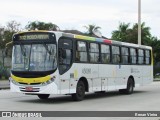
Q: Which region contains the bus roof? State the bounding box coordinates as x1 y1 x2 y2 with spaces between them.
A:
62 32 152 50
13 30 152 50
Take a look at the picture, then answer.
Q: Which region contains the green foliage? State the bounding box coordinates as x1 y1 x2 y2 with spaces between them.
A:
26 21 59 31
0 20 21 49
112 22 130 42
112 22 151 44
84 24 101 36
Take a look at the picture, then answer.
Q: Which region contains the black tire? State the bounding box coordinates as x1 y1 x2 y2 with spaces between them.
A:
38 94 50 99
72 81 85 101
119 78 134 94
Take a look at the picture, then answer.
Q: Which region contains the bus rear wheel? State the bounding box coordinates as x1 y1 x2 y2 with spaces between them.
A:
38 94 50 99
119 78 134 94
72 81 85 101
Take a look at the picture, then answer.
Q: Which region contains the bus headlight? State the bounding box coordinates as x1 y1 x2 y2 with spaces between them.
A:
41 76 55 86
10 77 19 85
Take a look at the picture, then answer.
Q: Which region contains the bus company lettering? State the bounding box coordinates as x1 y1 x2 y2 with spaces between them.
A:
19 35 49 40
82 68 91 74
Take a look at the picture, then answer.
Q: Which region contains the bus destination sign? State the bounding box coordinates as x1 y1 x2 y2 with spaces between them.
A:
18 34 49 40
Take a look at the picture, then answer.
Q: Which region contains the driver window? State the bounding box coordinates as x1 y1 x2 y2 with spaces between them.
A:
58 38 72 74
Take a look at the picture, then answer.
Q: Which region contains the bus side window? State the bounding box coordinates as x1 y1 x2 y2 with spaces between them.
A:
138 49 144 64
89 43 99 63
76 41 88 62
112 46 120 64
130 48 137 64
145 50 151 65
58 38 72 74
101 44 110 64
121 47 129 64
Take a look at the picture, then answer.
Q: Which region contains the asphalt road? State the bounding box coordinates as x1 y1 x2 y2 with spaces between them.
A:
0 82 160 120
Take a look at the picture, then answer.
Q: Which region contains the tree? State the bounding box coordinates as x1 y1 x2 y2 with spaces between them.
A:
26 21 59 31
0 20 20 68
128 22 151 44
6 20 21 32
112 22 130 41
84 24 101 36
0 21 21 49
111 22 151 44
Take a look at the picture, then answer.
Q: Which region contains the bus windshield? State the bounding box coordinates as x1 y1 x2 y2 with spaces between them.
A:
12 44 57 71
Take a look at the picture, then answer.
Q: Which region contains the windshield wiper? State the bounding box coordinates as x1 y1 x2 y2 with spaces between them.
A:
20 44 27 57
43 44 52 55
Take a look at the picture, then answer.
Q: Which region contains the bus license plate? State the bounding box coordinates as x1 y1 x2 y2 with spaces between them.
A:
25 87 33 91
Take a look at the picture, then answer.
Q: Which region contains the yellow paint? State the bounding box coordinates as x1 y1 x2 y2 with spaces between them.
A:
75 35 95 41
74 70 78 79
16 30 49 34
11 74 51 85
151 49 154 65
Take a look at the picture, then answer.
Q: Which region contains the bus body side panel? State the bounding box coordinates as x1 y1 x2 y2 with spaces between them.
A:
99 64 116 91
114 65 130 90
142 65 153 85
59 63 101 94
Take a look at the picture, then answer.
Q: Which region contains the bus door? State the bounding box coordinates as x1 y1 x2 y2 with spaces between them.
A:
58 38 73 94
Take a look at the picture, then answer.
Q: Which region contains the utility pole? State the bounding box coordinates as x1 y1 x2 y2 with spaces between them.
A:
138 0 141 45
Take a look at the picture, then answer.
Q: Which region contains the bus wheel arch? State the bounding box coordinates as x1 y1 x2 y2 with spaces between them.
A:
79 77 89 92
72 77 88 101
119 76 135 94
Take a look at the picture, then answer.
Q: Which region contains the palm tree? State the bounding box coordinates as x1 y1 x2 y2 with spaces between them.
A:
84 24 101 36
129 22 151 44
111 22 130 41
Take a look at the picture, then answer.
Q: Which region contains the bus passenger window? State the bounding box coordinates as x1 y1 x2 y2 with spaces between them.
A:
112 46 120 64
145 50 151 65
101 44 110 63
138 49 144 64
89 43 99 63
130 48 137 64
121 47 129 64
76 41 87 62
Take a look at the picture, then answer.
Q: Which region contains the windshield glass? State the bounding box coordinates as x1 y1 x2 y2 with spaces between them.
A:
12 44 57 71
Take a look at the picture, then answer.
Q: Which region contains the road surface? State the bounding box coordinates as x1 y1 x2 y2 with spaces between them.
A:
0 82 160 120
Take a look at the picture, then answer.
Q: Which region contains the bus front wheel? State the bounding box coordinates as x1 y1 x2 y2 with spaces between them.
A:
37 94 50 99
72 81 85 101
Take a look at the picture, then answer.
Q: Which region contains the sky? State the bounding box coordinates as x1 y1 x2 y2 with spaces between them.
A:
0 0 160 38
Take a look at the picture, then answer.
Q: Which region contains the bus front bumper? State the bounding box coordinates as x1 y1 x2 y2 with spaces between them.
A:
10 82 59 94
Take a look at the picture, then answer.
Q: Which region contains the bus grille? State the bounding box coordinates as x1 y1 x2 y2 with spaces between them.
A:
19 87 40 92
18 82 42 85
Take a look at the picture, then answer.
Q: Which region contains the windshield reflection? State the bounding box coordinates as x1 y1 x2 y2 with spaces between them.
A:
12 44 57 71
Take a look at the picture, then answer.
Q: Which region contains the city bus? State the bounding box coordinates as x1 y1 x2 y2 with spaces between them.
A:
10 30 153 101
